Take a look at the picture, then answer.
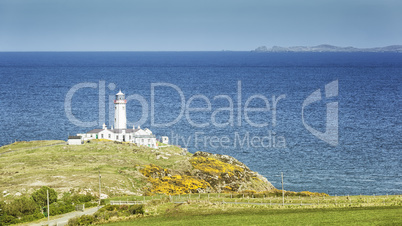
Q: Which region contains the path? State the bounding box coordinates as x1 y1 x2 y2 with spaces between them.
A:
31 206 101 226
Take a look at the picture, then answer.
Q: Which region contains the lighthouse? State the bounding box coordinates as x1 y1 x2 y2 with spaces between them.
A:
76 89 159 148
114 90 127 129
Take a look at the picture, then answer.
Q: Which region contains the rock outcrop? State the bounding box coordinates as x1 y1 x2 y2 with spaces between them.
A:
140 151 275 195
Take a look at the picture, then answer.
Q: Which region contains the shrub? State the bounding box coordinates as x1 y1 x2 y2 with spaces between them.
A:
31 186 57 207
62 193 97 206
3 197 40 218
83 201 98 208
141 164 211 195
48 201 75 215
129 204 145 215
19 212 45 223
66 194 96 204
0 214 18 225
140 164 169 178
147 175 210 195
68 204 144 225
68 215 95 226
118 205 129 211
78 215 95 225
103 204 116 211
0 201 5 215
0 212 44 225
190 156 244 176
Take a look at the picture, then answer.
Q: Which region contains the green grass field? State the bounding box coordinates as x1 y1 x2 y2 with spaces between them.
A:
97 194 401 225
103 205 402 225
0 140 189 199
0 140 65 154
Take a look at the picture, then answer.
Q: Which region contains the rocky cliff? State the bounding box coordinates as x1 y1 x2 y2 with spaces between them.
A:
140 151 275 195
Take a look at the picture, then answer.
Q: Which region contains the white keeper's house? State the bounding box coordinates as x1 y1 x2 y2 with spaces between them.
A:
69 90 158 148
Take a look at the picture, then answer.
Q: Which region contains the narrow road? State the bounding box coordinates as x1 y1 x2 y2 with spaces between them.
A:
31 206 101 226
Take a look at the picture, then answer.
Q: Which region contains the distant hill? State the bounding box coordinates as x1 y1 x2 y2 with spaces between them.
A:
253 44 402 52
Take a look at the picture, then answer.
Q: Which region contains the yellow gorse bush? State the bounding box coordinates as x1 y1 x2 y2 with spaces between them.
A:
190 156 244 176
140 164 211 195
300 191 329 197
140 164 169 178
148 175 210 195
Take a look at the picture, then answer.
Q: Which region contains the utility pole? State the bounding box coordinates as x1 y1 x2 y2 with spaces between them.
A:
281 172 284 206
47 189 50 224
99 170 101 206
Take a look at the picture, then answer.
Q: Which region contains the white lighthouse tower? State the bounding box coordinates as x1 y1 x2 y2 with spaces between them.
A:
114 90 127 129
76 89 159 148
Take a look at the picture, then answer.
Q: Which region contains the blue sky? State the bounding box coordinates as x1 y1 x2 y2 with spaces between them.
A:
0 0 400 51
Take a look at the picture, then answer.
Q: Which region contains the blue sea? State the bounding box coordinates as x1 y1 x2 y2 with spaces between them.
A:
0 52 401 195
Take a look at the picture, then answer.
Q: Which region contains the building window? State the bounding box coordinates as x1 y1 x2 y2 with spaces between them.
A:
90 134 92 138
108 134 111 138
148 139 150 143
129 135 131 140
116 135 119 140
101 134 104 138
142 139 144 143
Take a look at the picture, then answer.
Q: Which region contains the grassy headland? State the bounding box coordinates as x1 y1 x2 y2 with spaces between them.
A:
0 140 274 200
2 140 401 225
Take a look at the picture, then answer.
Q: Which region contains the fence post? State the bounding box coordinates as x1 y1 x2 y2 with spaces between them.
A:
335 194 337 205
281 172 284 206
47 189 49 225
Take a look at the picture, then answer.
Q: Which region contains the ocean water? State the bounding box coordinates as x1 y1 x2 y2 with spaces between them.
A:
0 52 400 195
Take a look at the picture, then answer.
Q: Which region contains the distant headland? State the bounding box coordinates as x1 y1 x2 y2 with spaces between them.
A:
253 44 402 52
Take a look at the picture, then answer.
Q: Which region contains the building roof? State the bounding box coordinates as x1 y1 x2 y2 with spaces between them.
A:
87 129 104 133
116 90 124 95
68 136 82 139
133 135 156 138
112 129 139 134
86 128 145 134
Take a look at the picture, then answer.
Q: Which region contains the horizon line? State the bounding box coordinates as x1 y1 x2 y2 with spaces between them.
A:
1 44 401 53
